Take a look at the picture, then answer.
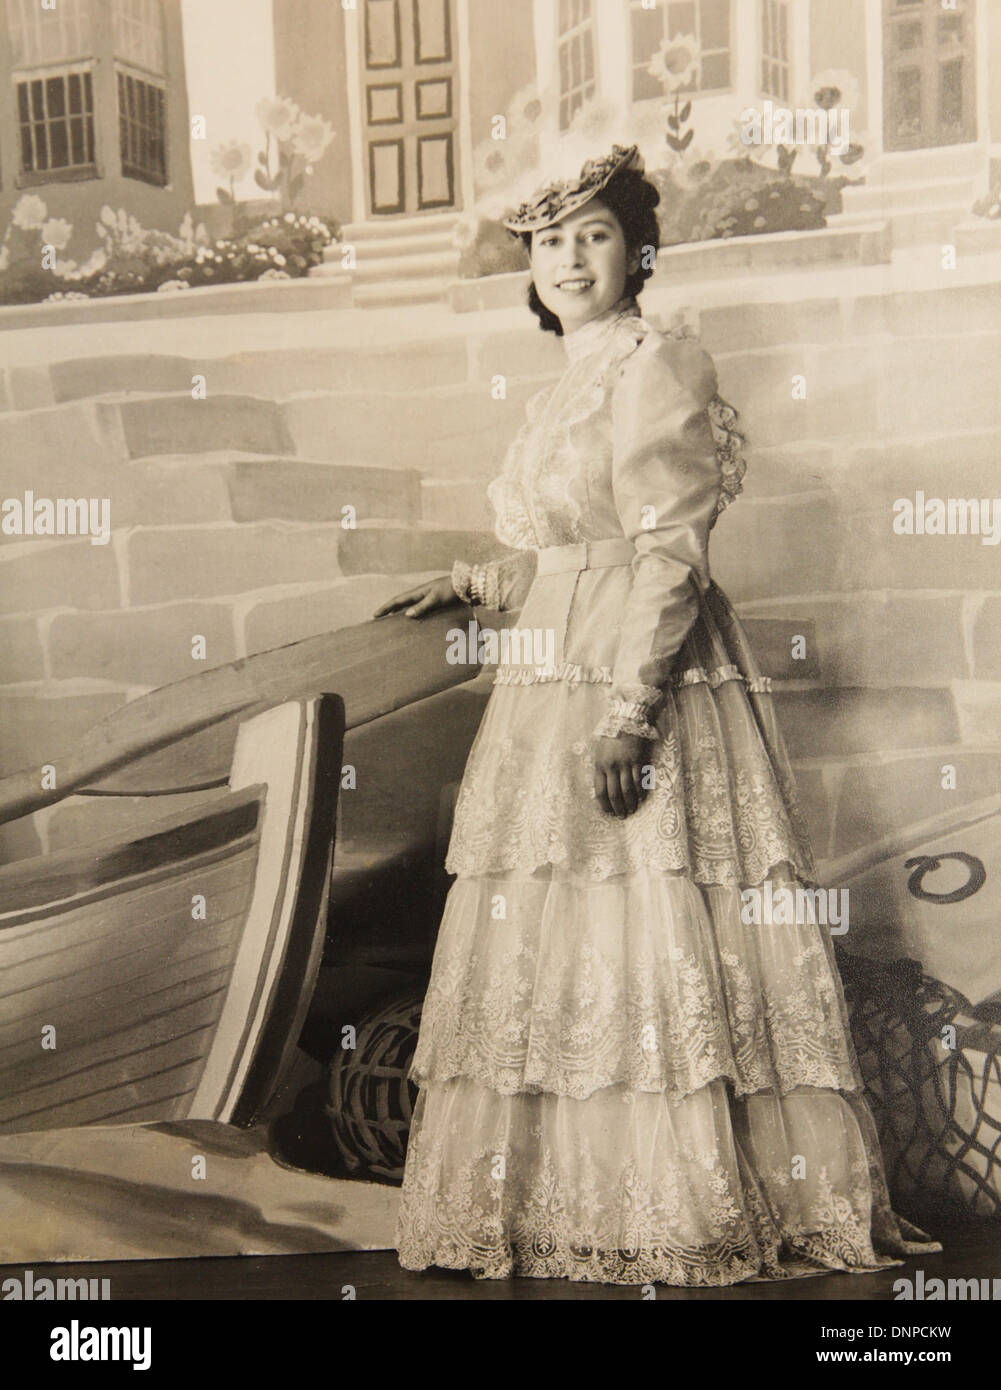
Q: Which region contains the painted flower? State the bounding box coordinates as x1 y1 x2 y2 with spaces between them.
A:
11 193 48 230
648 34 700 94
210 140 253 181
256 96 301 143
100 205 117 227
157 278 190 293
259 267 291 280
291 114 335 163
41 217 73 251
79 247 108 276
806 69 861 117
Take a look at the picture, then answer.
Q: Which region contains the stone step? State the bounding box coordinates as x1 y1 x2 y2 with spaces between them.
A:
829 201 971 249
349 276 455 308
342 213 460 242
953 217 1001 256
840 176 976 215
867 145 986 185
13 342 473 408
326 230 456 260
350 250 460 283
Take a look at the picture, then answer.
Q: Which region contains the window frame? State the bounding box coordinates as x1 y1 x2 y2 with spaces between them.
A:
628 0 735 104
116 62 169 187
556 0 598 132
760 0 792 102
14 61 99 188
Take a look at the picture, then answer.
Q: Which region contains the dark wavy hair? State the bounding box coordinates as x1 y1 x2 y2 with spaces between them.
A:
517 166 661 336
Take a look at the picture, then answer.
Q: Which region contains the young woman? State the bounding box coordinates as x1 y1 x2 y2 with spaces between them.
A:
375 144 939 1285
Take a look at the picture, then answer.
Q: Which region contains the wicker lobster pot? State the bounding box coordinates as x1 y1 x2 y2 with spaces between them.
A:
838 950 1001 1219
326 992 423 1183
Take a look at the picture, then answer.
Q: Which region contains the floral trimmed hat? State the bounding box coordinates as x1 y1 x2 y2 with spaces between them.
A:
502 143 644 234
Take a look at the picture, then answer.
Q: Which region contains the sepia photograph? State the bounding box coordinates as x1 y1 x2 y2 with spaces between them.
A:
0 0 998 1356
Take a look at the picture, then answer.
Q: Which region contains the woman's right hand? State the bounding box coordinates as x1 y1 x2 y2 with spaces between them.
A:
372 574 460 620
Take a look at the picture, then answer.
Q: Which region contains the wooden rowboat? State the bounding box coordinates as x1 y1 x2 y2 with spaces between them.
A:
0 607 491 1137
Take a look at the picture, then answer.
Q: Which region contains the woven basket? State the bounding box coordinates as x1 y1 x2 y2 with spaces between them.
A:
838 950 1001 1218
326 991 423 1182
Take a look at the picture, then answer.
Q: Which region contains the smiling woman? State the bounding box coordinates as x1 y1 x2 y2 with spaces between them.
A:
376 142 941 1287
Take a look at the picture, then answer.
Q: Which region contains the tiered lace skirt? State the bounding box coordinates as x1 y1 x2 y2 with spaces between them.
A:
395 584 939 1284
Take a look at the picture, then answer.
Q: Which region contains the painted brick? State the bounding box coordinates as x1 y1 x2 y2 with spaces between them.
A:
126 524 343 604
972 598 1001 679
118 394 295 459
48 603 237 686
711 494 842 603
0 690 127 778
830 749 1001 858
7 364 56 410
0 615 45 683
48 354 196 403
0 400 126 499
954 682 1001 745
772 686 959 760
203 341 470 396
337 524 502 577
226 459 421 525
876 334 1001 435
846 281 1001 338
700 298 844 353
0 540 121 617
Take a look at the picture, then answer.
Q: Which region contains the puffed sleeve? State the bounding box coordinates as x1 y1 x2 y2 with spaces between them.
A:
451 548 538 612
592 332 721 741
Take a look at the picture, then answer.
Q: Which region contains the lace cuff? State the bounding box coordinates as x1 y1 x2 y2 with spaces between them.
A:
592 685 663 741
451 559 498 609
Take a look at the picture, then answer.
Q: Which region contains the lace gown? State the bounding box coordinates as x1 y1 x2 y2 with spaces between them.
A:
395 296 939 1284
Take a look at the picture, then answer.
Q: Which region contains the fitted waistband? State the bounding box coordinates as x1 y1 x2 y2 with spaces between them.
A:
535 537 636 576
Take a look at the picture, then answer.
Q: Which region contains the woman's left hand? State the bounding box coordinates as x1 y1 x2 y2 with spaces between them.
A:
593 734 652 818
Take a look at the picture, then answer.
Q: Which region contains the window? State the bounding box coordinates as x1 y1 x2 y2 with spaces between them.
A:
17 69 96 177
112 0 166 75
630 0 731 101
761 0 791 101
7 0 92 67
557 0 596 130
118 70 167 185
113 1 167 184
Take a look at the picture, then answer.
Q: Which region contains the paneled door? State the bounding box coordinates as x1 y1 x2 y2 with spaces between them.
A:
361 0 460 216
883 0 976 150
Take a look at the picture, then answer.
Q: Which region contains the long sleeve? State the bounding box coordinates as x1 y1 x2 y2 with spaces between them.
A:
593 333 721 741
451 548 538 613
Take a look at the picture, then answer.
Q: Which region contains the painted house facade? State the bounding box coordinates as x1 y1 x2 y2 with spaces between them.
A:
274 0 999 228
0 0 194 232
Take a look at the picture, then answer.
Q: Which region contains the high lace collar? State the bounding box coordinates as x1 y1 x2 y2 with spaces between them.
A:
562 295 640 363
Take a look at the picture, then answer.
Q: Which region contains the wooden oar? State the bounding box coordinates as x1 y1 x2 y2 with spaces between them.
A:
0 608 482 826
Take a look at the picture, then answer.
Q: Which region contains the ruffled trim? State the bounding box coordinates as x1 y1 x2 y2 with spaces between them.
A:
675 663 773 695
492 661 774 697
493 661 613 687
451 558 499 609
708 393 747 526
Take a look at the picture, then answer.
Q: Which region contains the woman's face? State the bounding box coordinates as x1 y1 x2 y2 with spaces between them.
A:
530 198 639 332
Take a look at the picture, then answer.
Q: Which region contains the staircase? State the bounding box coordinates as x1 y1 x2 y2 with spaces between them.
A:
311 211 462 308
830 143 986 249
